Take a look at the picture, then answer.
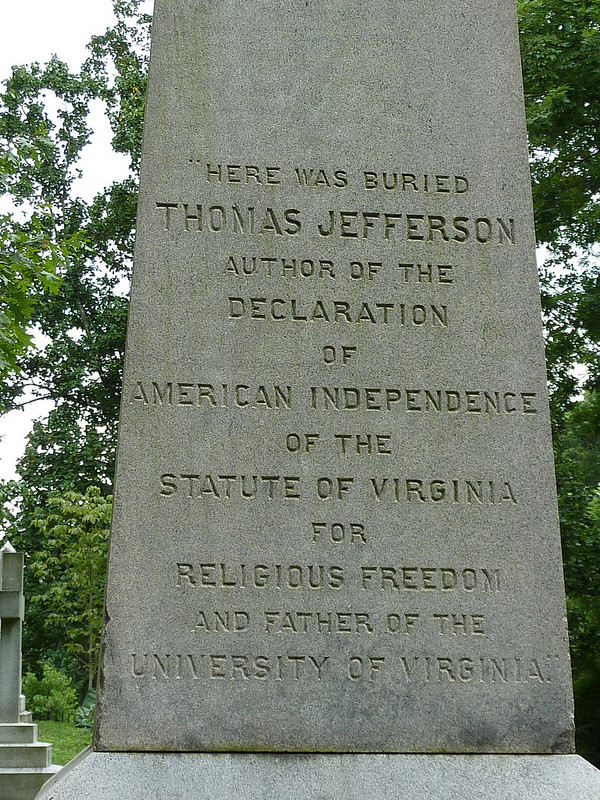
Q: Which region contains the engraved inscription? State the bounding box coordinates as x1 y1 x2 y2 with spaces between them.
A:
159 475 517 505
131 382 293 409
225 255 336 279
203 163 283 185
156 202 516 244
188 161 472 196
94 0 575 753
309 387 538 415
175 563 501 593
176 562 345 590
227 297 448 327
187 609 489 637
129 651 559 686
129 382 539 416
311 523 367 544
131 653 330 681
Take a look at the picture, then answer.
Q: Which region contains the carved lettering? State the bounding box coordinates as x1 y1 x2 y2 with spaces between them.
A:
397 655 555 684
176 563 345 590
129 381 539 417
360 567 501 593
131 652 329 681
157 202 516 244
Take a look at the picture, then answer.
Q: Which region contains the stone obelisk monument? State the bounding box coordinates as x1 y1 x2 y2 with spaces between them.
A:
38 1 600 796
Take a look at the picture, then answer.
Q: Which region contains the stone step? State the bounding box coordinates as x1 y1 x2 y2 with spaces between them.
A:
19 711 32 724
0 765 61 800
0 724 37 744
0 743 51 768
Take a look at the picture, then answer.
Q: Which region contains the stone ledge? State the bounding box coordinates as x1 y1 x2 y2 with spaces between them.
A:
0 764 60 800
0 743 52 769
0 724 37 744
35 750 600 800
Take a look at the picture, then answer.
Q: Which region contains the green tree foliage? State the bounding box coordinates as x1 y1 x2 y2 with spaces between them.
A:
22 661 78 722
519 0 600 249
518 0 600 762
568 593 600 764
519 0 600 400
0 133 65 380
0 0 150 467
27 487 111 691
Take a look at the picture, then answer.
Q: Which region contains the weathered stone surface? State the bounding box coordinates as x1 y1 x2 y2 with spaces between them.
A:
0 767 60 800
0 552 59 798
93 0 575 754
0 725 37 745
35 751 600 800
0 744 51 769
0 550 24 724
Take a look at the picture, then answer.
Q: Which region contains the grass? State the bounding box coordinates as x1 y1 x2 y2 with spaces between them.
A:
37 721 92 766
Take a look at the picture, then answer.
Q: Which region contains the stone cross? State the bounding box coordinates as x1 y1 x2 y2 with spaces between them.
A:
0 540 60 798
0 542 24 723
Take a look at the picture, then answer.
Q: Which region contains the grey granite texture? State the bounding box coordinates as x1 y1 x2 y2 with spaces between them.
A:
35 751 600 800
0 768 60 800
0 552 60 797
0 550 24 724
94 0 574 753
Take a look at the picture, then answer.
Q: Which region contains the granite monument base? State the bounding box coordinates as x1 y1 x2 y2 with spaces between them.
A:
36 750 600 800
